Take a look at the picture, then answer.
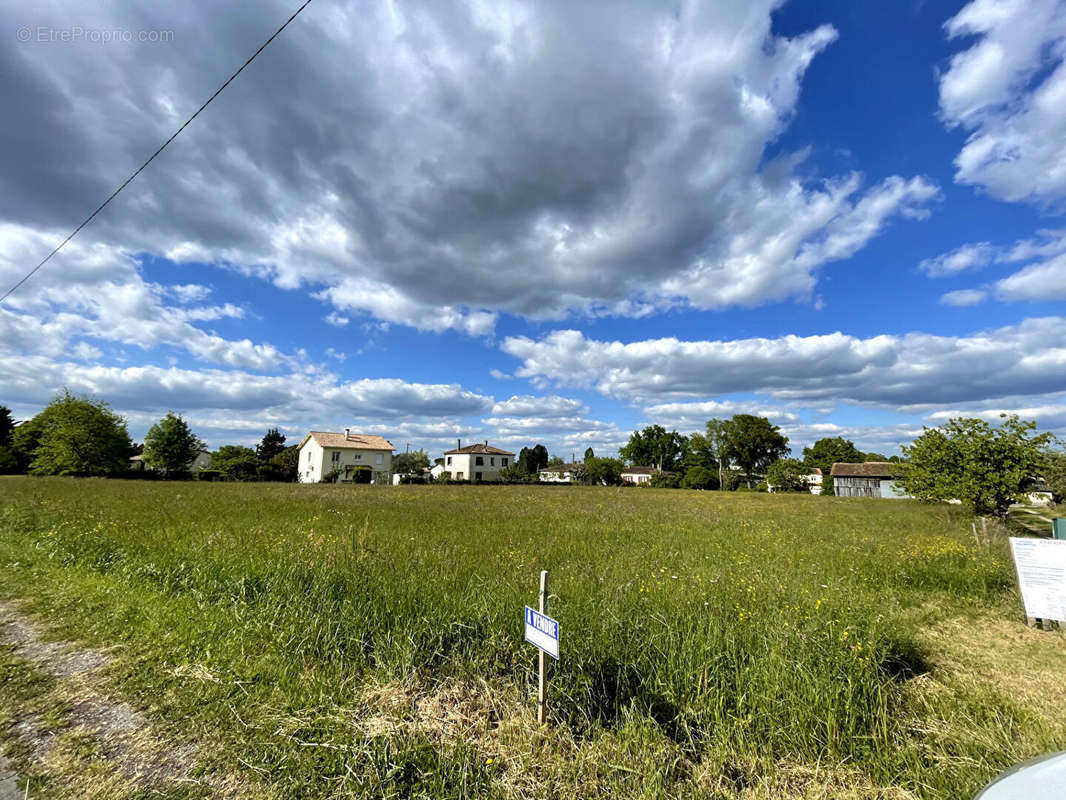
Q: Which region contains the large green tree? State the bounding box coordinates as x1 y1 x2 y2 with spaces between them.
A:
271 445 300 482
721 415 790 488
21 392 132 476
900 415 1052 517
576 456 624 486
211 445 260 481
619 425 687 471
143 412 205 476
766 458 811 493
517 445 549 476
256 428 287 463
393 448 430 475
1043 446 1066 503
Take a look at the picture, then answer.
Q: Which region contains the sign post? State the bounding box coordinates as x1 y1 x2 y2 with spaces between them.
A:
524 570 559 725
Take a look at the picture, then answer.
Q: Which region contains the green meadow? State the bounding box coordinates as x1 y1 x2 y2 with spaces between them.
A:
0 478 1063 799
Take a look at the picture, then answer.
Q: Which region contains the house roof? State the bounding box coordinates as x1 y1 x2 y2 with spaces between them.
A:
830 461 899 478
538 463 582 472
443 443 515 455
300 431 395 451
621 466 661 475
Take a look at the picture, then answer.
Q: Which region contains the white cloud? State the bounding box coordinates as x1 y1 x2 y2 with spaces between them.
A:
925 401 1066 433
0 1 936 328
324 312 350 327
920 242 996 277
995 252 1066 301
939 0 1066 204
940 288 988 306
490 394 585 417
501 317 1066 407
642 400 799 432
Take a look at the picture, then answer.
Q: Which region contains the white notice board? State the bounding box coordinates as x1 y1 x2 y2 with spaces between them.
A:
1009 537 1066 622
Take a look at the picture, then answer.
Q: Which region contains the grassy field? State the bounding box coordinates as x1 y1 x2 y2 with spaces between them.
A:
0 478 1063 799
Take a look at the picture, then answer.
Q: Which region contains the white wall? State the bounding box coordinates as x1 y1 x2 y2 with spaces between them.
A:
443 452 511 480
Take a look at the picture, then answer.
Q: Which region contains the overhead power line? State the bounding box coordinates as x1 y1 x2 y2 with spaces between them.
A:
0 0 315 306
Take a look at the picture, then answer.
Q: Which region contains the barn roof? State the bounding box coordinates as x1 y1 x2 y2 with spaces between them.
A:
830 461 900 478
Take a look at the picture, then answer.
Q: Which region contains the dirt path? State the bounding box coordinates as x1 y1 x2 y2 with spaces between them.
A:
0 601 231 799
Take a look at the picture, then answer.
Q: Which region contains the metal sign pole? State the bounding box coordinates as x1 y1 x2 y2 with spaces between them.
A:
538 569 548 725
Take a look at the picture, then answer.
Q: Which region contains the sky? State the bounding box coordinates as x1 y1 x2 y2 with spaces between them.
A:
1 0 1065 460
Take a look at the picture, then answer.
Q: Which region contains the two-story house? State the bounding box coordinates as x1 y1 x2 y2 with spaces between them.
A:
297 429 394 484
442 440 514 481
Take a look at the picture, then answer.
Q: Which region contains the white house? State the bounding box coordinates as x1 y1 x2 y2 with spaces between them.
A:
441 440 514 481
538 463 582 483
621 466 661 485
298 429 394 484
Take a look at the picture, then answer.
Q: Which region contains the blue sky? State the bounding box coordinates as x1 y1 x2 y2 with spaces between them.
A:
1 0 1065 459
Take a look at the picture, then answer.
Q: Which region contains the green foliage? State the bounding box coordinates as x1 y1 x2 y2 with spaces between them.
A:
802 437 864 476
901 415 1052 517
680 465 717 489
619 425 687 471
648 471 680 488
1044 447 1066 503
393 448 430 475
0 405 15 474
270 444 300 482
766 458 811 492
256 428 288 462
142 412 205 476
211 445 260 481
583 447 594 462
516 445 549 476
721 414 790 488
575 456 624 485
21 392 132 476
547 455 565 467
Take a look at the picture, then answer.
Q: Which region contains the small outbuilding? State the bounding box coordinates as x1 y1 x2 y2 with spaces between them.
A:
830 462 908 499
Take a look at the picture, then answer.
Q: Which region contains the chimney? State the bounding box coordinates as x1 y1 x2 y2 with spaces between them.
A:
484 439 488 448
457 439 461 451
345 427 351 441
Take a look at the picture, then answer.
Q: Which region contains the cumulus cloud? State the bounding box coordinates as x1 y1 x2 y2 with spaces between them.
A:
920 242 996 277
501 318 1066 406
938 0 1066 204
490 394 585 417
0 0 935 328
940 288 988 306
925 400 1066 433
642 400 800 432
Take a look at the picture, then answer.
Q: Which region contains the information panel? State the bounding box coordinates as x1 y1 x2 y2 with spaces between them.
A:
1009 537 1066 622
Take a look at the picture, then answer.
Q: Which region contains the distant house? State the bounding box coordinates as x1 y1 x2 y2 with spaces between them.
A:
298 429 394 484
538 463 582 483
621 466 665 485
129 449 211 473
442 440 514 481
830 462 908 498
807 467 823 495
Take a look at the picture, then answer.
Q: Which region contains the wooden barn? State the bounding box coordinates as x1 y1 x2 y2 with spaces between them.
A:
830 462 908 499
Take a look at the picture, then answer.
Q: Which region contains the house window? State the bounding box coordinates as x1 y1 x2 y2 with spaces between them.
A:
376 453 384 465
490 457 495 466
307 450 312 462
475 472 482 481
353 454 362 461
502 458 508 467
447 456 452 465
457 471 464 479
475 456 484 465
331 451 340 463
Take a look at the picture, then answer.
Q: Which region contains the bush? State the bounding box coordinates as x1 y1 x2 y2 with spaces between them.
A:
681 466 718 490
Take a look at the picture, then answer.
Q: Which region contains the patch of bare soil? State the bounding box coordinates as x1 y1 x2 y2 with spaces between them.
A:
0 602 255 798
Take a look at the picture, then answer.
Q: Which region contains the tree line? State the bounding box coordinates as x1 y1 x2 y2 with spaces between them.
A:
2 393 1064 518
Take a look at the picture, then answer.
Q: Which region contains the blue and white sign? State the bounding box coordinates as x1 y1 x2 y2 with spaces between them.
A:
524 606 559 660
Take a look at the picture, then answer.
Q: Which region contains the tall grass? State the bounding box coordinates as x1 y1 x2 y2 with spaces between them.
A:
0 478 1054 799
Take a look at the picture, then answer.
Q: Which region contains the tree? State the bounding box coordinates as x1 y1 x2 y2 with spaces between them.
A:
802 436 865 496
547 455 565 467
900 415 1052 518
681 466 717 490
584 447 594 462
517 444 549 476
211 445 260 481
619 425 687 472
576 456 624 486
0 406 16 474
721 415 790 488
142 412 205 476
271 445 300 482
705 419 729 490
21 392 132 476
256 428 287 463
1043 447 1066 503
766 458 811 493
393 448 430 475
